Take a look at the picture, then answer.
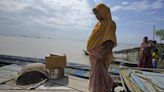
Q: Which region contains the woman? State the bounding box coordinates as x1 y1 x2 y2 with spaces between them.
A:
139 37 153 68
87 4 117 92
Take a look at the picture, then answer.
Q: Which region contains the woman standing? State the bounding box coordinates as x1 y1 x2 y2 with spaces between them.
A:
87 3 117 92
139 36 148 67
139 37 153 68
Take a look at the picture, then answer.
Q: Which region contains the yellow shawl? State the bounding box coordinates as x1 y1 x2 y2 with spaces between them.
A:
87 4 117 51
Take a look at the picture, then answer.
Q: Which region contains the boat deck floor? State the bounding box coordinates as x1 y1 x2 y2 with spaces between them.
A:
0 64 89 92
0 90 80 92
0 75 89 92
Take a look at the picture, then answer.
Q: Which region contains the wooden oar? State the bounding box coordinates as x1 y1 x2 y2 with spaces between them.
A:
82 49 89 56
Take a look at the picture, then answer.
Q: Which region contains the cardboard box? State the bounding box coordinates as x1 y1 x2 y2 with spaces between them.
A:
49 68 64 79
45 53 66 69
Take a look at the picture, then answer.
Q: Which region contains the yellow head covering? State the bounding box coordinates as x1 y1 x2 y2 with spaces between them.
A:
87 3 117 51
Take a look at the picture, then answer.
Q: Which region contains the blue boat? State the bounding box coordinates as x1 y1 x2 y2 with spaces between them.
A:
120 69 164 92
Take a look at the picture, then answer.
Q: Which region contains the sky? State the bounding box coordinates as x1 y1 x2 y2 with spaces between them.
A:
0 0 164 44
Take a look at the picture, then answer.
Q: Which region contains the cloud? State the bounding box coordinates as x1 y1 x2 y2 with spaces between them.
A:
111 5 122 12
155 17 164 21
113 16 119 21
131 20 147 24
131 16 164 25
152 0 163 9
128 20 156 27
0 0 95 32
0 0 33 12
94 0 103 3
122 1 128 5
148 11 158 15
125 0 150 12
111 0 164 12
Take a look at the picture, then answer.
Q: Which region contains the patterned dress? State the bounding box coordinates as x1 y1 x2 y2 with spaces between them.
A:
89 40 113 92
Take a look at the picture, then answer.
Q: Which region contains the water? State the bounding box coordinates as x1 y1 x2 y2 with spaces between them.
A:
0 36 139 65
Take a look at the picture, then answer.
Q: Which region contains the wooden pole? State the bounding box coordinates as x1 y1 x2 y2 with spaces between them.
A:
153 25 155 41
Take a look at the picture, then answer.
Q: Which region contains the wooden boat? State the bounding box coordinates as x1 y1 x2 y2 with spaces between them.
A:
120 68 164 92
82 49 138 67
0 54 122 91
1 54 163 92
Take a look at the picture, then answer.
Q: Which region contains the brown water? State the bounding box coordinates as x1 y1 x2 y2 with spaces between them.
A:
0 36 139 65
0 36 90 65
